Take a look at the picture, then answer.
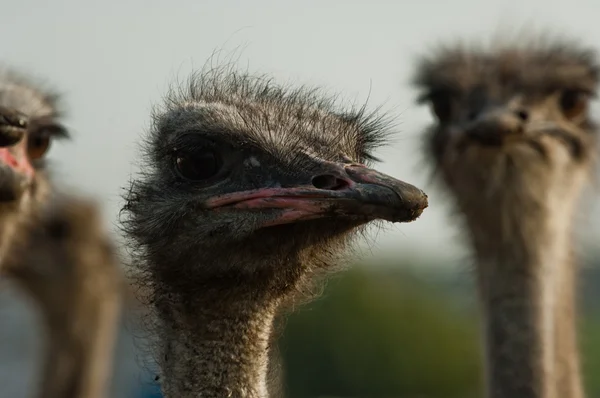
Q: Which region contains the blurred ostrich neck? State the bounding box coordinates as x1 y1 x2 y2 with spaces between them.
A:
465 183 584 398
155 256 297 398
38 287 121 398
0 202 32 270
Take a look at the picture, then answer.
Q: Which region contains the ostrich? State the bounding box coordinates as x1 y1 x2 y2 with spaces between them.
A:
122 68 429 397
413 37 598 398
0 68 123 398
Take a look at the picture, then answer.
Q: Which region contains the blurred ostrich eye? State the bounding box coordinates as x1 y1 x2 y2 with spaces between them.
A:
559 89 589 120
428 92 454 123
27 134 52 160
174 149 221 181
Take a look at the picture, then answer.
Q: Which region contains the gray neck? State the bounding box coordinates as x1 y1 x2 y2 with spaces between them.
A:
468 201 583 398
155 288 279 398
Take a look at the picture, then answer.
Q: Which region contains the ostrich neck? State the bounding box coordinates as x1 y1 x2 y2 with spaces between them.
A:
37 288 122 398
10 255 122 398
467 195 583 398
155 275 282 398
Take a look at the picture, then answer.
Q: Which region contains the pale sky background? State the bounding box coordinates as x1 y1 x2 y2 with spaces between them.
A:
2 0 600 266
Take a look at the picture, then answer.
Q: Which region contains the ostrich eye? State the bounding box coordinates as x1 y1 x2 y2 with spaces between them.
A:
559 90 589 120
174 149 221 181
428 91 454 123
27 134 52 160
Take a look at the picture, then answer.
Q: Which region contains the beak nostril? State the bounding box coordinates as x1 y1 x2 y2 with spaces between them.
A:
311 174 350 191
516 110 529 121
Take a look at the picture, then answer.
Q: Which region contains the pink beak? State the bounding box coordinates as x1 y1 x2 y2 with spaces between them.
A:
206 162 428 226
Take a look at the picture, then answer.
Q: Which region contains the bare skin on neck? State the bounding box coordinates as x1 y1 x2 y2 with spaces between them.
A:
0 69 122 398
122 67 428 398
413 37 598 398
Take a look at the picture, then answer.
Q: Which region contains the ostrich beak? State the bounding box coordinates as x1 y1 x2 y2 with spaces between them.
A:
336 164 428 222
0 152 31 202
206 163 428 225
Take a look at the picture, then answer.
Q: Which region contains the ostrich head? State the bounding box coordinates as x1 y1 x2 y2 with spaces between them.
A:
124 69 428 299
0 68 68 264
413 38 598 233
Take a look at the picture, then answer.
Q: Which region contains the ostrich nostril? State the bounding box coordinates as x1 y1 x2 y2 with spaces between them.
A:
311 174 350 191
516 109 529 121
467 110 479 121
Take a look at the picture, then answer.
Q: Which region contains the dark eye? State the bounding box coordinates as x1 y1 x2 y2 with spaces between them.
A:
428 91 454 123
174 149 221 181
559 89 589 120
27 134 52 160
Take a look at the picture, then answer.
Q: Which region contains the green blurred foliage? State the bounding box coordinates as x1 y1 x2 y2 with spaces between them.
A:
278 264 600 398
582 317 600 395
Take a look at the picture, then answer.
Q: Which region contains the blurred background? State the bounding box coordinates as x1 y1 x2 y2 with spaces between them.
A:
0 0 599 397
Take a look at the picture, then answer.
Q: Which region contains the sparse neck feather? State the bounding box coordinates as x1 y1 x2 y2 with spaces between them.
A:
153 259 290 398
465 182 585 398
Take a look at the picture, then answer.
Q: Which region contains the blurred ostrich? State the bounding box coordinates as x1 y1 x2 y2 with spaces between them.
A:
122 67 428 397
413 36 598 398
0 67 122 398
